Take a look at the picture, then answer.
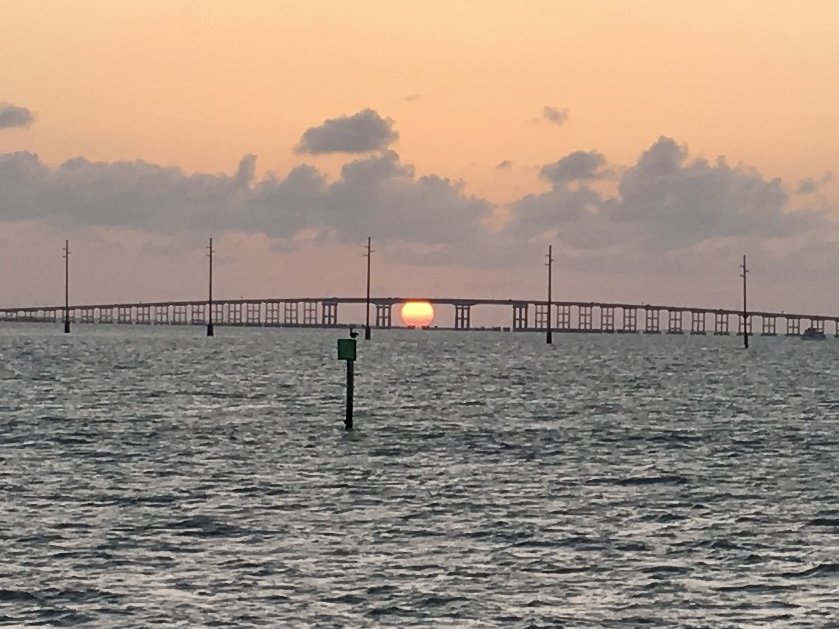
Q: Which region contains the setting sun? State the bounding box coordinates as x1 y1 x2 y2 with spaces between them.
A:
400 301 435 327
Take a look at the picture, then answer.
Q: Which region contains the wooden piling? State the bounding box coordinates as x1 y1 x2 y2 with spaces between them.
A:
741 254 748 349
364 237 372 340
546 244 553 344
63 240 70 334
207 237 215 337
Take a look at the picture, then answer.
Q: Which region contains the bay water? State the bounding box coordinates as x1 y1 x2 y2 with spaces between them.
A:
1 325 837 627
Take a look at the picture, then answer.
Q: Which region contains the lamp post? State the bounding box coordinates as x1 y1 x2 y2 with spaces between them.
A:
740 254 748 349
207 237 215 337
63 240 70 334
363 237 373 340
546 244 554 344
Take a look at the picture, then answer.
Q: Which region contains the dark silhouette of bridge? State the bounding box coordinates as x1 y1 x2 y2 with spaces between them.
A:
1 296 836 336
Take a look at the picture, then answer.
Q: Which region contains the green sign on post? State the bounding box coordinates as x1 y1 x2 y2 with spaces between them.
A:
337 338 356 361
337 337 357 430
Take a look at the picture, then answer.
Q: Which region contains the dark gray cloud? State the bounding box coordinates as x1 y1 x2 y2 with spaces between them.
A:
1 133 835 276
796 177 819 194
798 171 835 194
508 137 829 255
542 106 569 126
612 137 813 248
295 109 398 154
511 185 602 229
0 149 489 250
0 103 34 129
540 150 606 183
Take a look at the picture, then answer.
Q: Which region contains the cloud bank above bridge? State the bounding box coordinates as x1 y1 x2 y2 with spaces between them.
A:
0 110 836 281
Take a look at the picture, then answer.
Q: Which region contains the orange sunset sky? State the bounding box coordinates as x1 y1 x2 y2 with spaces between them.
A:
1 1 838 320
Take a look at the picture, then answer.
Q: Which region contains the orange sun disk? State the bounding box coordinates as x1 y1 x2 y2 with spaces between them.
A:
400 301 435 327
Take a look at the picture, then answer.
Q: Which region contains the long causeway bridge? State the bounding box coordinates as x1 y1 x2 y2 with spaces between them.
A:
1 297 837 336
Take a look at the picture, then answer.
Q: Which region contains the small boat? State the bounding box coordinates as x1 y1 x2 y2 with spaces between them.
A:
801 327 826 340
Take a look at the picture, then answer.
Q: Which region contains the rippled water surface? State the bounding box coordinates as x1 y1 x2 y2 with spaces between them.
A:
1 325 838 627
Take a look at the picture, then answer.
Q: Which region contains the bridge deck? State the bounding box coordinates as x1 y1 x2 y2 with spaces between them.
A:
1 297 836 323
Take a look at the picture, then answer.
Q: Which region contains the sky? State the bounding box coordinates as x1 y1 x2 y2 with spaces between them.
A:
2 1 839 321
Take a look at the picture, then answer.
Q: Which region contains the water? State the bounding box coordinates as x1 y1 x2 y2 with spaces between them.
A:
1 325 838 627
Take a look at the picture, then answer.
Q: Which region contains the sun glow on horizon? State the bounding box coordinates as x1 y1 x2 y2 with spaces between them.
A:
400 301 434 327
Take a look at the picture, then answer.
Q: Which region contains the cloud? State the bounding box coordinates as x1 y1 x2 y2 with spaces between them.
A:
612 137 815 248
0 103 34 129
295 109 399 154
0 149 490 251
507 137 829 255
542 106 569 126
496 160 512 170
796 177 819 194
799 171 836 194
540 150 607 183
403 94 422 102
2 130 836 286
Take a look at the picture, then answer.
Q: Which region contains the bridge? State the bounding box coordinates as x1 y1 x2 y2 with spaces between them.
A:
0 297 836 336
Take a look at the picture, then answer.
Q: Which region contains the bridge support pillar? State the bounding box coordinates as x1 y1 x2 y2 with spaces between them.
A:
212 303 224 326
80 308 94 324
785 317 800 336
761 316 776 336
534 304 548 330
737 315 752 337
227 303 242 325
809 318 825 334
265 302 280 325
690 311 705 335
578 305 593 331
557 305 570 330
98 307 113 324
454 304 471 330
644 308 661 333
173 305 187 324
283 302 298 325
154 306 169 324
321 301 338 326
620 307 637 333
714 312 729 335
376 303 392 328
302 301 317 326
601 306 615 332
117 306 132 324
512 304 528 330
190 304 205 325
136 306 151 324
667 310 683 334
246 302 261 325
